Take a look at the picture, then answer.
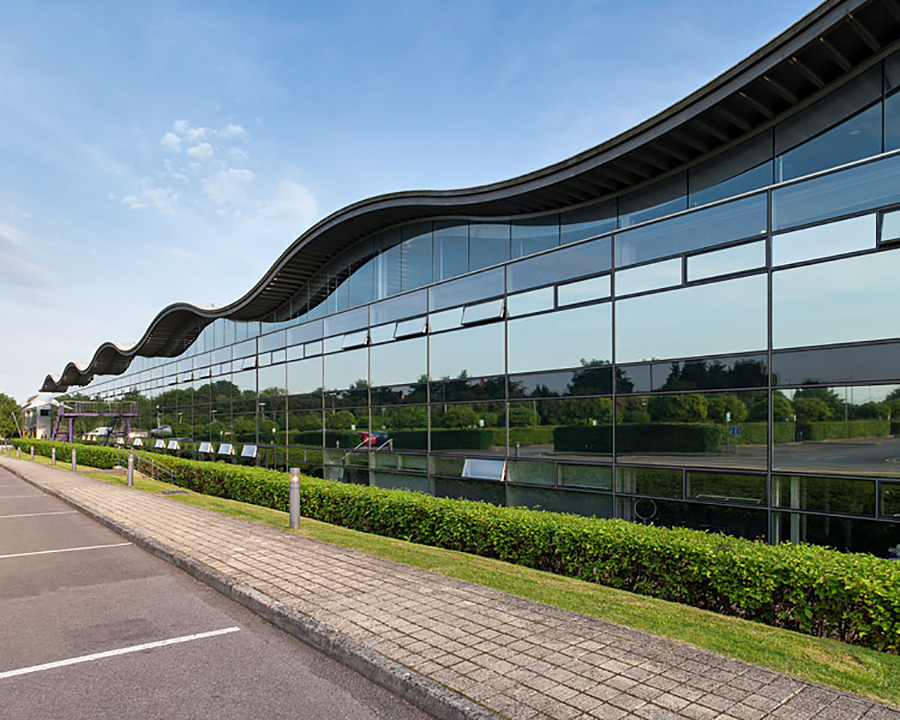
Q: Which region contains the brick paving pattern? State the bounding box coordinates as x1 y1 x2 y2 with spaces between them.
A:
4 457 898 720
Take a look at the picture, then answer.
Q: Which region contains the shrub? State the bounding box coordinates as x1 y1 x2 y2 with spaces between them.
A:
13 438 900 653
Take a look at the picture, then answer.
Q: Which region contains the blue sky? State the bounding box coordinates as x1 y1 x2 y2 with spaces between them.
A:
0 0 819 402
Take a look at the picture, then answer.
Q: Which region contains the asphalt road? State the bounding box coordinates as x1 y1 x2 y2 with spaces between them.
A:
0 467 431 720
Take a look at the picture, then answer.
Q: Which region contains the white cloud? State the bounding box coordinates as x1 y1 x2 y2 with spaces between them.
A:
219 124 246 138
172 120 208 142
121 186 179 215
186 142 214 160
160 132 181 153
203 168 255 206
240 181 317 241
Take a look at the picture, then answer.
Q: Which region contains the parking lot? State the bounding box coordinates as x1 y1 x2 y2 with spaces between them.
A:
0 467 429 719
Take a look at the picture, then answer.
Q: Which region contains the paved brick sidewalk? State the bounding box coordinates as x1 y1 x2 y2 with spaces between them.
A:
3 457 898 720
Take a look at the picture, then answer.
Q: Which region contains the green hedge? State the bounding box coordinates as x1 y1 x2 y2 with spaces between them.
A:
799 420 891 441
554 424 721 454
12 438 900 653
716 422 794 446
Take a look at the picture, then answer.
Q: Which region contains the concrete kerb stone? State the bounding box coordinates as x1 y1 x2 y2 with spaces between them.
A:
4 462 499 720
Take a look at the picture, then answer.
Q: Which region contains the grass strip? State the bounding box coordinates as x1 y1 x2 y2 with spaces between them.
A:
74 466 900 706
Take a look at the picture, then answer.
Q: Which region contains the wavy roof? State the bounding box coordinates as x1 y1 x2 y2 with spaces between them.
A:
43 0 900 392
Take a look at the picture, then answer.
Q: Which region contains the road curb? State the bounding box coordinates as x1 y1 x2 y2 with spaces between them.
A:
6 462 500 720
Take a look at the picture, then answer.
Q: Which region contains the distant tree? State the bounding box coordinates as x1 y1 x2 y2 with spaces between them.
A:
436 405 478 429
793 397 833 422
746 392 793 422
326 410 357 430
504 405 540 427
793 387 844 417
0 393 22 438
854 401 890 420
706 394 748 424
647 393 708 423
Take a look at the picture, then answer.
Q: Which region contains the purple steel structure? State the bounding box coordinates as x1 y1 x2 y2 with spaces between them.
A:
51 401 139 443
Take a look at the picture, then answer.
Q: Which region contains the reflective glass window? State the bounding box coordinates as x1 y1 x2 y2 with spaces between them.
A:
461 298 504 326
430 401 505 456
618 355 769 393
287 357 322 399
880 208 900 245
429 306 463 332
615 467 682 498
774 385 897 477
304 340 322 357
506 460 554 486
341 330 369 349
559 464 612 490
615 258 681 296
469 222 510 271
324 348 368 392
433 221 468 281
507 237 611 292
507 287 553 317
619 497 768 540
401 222 433 291
370 337 426 388
430 323 504 380
885 90 900 151
429 267 504 310
688 241 765 282
772 214 875 266
511 216 559 259
773 342 900 386
324 306 368 336
615 193 767 267
619 172 686 228
394 316 427 338
773 475 876 516
374 228 402 299
771 153 900 231
259 331 286 353
686 472 766 505
772 249 900 349
431 375 506 402
286 321 322 346
369 324 394 344
882 483 900 519
616 275 767 363
560 198 617 246
370 289 427 325
508 304 612 375
771 512 898 556
776 104 882 183
509 367 612 398
519 398 613 460
689 132 773 208
348 256 375 308
557 275 610 306
616 390 767 470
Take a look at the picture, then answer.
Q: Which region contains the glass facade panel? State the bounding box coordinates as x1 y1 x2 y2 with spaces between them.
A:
560 198 617 246
430 401 505 456
616 193 767 267
508 304 612 375
370 337 426 388
881 208 900 244
885 90 900 151
618 355 769 394
772 153 900 231
772 214 875 266
772 249 900 349
469 222 510 271
370 290 427 325
511 217 559 258
619 172 686 228
615 258 681 296
507 287 553 317
773 343 900 386
686 471 766 505
557 275 610 306
430 323 504 380
324 348 368 393
776 103 882 182
401 222 433 291
773 475 876 516
507 237 611 292
433 221 468 282
429 267 504 311
615 467 682 498
687 241 765 281
616 275 767 363
558 464 612 490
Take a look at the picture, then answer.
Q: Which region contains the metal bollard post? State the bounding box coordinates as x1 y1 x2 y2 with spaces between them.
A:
71 449 77 472
30 446 34 462
127 451 134 488
16 447 21 460
289 467 301 530
51 447 56 467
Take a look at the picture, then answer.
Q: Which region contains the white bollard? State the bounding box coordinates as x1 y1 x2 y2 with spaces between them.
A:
51 447 56 467
71 449 77 472
30 446 34 462
127 451 134 488
16 447 21 460
289 467 301 530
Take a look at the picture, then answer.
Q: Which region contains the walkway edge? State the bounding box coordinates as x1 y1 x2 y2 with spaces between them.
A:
6 463 499 720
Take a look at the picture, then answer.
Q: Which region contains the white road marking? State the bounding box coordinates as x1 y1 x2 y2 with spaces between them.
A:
0 627 242 679
0 511 77 520
0 542 131 560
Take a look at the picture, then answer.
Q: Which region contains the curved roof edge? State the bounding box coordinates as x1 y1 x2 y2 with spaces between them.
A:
42 0 898 393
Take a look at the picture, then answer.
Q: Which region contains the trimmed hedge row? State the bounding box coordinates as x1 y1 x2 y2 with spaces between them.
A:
799 420 891 441
13 438 900 653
